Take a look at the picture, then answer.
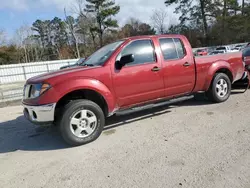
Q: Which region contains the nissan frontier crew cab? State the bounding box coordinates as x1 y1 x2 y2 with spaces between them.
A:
22 34 247 146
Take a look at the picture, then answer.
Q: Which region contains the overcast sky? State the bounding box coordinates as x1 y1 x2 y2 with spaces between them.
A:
0 0 177 36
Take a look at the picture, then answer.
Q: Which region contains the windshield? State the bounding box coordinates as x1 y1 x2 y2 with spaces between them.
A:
80 40 124 66
75 58 85 65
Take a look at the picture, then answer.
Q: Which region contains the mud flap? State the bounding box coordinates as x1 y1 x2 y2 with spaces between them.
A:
232 71 250 93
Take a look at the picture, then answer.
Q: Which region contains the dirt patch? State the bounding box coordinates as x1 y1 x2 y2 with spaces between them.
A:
103 129 116 135
206 112 214 115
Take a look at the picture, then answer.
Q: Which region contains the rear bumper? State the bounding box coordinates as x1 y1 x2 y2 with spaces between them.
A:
22 103 56 125
232 71 249 89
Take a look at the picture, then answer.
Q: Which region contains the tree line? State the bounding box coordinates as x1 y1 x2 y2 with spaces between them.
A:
166 0 250 47
0 0 250 65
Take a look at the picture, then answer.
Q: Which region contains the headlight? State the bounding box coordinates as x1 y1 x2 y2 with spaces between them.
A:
30 83 51 98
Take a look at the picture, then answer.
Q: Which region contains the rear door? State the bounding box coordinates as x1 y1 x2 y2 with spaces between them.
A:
112 39 165 107
158 37 196 97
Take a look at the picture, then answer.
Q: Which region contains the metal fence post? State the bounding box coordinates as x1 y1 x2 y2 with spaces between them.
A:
22 66 26 80
0 90 3 99
46 63 50 72
0 87 4 102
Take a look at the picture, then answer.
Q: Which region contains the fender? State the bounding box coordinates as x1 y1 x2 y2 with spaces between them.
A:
203 61 233 91
39 77 117 113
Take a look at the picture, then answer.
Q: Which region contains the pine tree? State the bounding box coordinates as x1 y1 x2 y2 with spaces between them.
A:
165 0 221 45
85 0 120 47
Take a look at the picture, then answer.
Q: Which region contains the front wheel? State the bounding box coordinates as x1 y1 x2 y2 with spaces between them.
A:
59 99 105 146
206 73 231 103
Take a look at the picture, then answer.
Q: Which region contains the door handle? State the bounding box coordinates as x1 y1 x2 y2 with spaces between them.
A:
151 66 161 72
183 62 190 67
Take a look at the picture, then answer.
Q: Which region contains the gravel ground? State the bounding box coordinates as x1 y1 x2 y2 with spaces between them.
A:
0 91 250 188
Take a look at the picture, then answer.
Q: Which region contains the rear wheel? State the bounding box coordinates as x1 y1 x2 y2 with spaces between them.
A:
206 73 231 103
59 99 105 146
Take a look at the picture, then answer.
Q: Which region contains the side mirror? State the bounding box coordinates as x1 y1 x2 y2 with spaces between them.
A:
116 54 134 69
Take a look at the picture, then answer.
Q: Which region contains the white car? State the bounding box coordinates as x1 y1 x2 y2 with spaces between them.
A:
209 50 225 55
215 46 232 53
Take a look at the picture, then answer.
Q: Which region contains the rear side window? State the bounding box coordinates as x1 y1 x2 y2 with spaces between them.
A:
174 38 186 58
159 38 178 60
159 38 186 60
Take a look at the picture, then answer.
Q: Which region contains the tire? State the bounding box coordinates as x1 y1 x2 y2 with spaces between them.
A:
206 73 231 103
59 99 105 146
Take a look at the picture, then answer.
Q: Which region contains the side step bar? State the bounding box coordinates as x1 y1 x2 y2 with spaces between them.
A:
116 95 194 115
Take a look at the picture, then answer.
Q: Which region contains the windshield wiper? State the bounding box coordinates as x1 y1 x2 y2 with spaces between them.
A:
81 63 95 67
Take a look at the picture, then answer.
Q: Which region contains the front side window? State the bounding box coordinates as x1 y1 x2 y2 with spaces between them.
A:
117 40 156 66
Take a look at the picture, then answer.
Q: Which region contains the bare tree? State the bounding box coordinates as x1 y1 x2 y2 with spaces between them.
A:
64 8 80 58
242 0 245 15
71 0 99 50
150 8 168 34
71 0 86 17
0 29 7 46
78 14 98 49
13 24 33 63
68 0 99 55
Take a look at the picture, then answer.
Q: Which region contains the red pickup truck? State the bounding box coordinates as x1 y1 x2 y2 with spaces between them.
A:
22 34 247 146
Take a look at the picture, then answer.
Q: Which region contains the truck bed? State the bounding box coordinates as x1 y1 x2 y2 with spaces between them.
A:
193 52 245 92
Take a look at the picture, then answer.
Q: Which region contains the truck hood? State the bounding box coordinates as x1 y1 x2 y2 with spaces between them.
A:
27 66 100 84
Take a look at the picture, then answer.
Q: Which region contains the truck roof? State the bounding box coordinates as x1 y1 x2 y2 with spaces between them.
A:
123 34 185 41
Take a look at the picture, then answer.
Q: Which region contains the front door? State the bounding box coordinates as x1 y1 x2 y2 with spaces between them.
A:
158 37 196 97
112 39 165 107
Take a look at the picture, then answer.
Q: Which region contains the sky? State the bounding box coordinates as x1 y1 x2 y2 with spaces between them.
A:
0 0 177 38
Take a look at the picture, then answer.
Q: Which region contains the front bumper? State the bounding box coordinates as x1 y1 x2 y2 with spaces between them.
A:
22 103 56 125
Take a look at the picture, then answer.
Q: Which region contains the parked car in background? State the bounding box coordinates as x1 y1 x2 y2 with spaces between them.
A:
22 34 247 146
215 46 232 53
231 48 240 52
60 58 85 69
196 48 208 56
209 50 225 55
231 46 242 51
234 44 246 51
